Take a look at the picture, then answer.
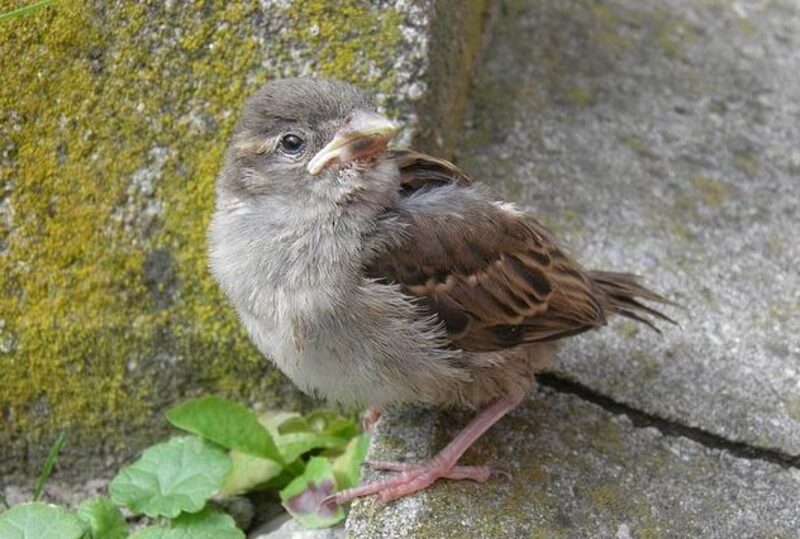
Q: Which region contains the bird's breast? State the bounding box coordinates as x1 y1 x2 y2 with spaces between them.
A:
237 295 390 406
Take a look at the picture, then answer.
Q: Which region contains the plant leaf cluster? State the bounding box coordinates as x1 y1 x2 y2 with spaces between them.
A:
0 397 368 536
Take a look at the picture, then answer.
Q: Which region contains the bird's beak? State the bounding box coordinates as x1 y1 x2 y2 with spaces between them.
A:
307 110 398 175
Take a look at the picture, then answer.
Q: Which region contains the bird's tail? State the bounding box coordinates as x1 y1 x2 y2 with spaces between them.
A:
588 271 677 332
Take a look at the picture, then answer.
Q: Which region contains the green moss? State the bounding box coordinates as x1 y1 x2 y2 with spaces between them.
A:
617 321 640 339
416 0 493 156
589 484 626 512
661 173 731 241
373 434 407 454
784 396 800 422
620 133 656 159
655 15 697 61
636 528 663 539
566 86 594 107
656 31 682 60
736 17 758 36
662 189 698 244
765 234 784 256
530 529 569 539
0 0 410 474
635 352 662 381
690 175 731 209
766 302 800 324
733 151 760 177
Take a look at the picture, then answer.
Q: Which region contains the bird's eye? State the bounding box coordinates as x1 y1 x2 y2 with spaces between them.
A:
278 134 304 155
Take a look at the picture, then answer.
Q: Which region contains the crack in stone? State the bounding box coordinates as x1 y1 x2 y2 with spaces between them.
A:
537 373 800 470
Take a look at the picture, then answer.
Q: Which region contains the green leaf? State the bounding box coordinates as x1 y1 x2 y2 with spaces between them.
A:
172 508 244 538
215 408 357 499
77 497 127 539
109 436 230 518
258 411 351 463
303 410 357 439
277 432 350 464
219 415 348 496
258 410 301 432
274 415 310 434
33 431 68 501
280 457 344 529
0 502 87 539
331 434 370 490
128 529 170 539
0 0 59 23
252 410 348 463
128 508 244 539
218 450 283 497
220 422 347 497
167 396 283 465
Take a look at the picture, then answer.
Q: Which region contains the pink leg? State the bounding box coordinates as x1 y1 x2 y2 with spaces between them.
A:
327 394 522 505
362 406 382 433
367 460 510 482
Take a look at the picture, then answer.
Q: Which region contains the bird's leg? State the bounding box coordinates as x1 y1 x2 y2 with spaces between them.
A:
327 394 522 505
366 460 510 481
361 406 383 433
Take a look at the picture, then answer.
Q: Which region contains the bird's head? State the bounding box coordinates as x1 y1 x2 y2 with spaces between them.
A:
218 78 399 206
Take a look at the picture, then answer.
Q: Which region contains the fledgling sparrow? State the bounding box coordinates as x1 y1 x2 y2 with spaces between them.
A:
208 78 672 504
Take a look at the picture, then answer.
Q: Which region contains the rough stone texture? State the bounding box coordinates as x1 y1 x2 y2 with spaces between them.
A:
411 0 494 157
348 389 800 537
0 0 491 479
457 0 800 456
348 0 800 534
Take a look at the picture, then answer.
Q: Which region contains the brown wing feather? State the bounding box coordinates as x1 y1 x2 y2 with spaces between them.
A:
367 151 610 352
390 150 472 193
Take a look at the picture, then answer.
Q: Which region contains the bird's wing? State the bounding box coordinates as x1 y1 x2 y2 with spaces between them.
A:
366 151 608 352
390 149 473 192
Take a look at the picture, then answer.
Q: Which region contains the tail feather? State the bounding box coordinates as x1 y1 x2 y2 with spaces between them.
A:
588 270 677 332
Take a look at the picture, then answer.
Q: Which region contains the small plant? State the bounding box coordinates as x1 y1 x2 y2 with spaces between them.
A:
0 397 369 537
0 0 60 23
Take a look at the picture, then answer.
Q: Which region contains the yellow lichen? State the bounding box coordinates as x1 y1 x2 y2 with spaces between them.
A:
283 0 403 98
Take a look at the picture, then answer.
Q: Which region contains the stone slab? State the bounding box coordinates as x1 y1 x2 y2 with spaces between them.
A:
457 0 800 455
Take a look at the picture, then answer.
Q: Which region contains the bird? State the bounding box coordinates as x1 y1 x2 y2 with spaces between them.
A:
208 77 673 505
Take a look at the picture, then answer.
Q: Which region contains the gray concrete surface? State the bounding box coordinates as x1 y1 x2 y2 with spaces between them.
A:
348 0 800 535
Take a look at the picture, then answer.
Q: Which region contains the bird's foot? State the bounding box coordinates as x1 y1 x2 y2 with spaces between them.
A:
324 458 509 506
321 396 523 508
